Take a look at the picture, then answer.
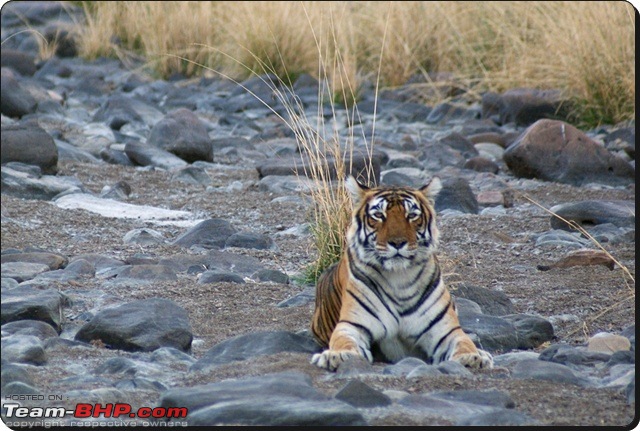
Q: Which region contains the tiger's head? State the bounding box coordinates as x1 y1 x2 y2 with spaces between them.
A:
345 176 442 271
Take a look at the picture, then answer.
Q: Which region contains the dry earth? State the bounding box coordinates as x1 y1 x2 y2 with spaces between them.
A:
1 160 636 426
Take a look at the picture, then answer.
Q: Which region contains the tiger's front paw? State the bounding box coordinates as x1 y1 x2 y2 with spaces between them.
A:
452 349 493 369
311 348 372 371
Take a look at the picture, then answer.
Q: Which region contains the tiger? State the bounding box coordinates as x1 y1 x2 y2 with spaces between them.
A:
310 175 493 371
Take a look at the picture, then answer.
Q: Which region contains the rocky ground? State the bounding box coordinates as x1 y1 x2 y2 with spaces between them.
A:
1 1 636 428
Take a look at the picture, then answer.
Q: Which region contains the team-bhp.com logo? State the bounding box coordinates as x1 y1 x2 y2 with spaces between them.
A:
3 402 188 427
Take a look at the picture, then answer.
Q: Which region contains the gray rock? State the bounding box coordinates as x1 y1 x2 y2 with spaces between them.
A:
116 264 178 281
502 314 554 349
197 270 245 284
383 357 429 376
1 335 47 365
503 119 634 186
458 313 518 352
150 347 196 366
172 218 237 250
1 285 64 330
1 362 35 389
0 262 51 282
170 165 212 185
124 141 188 170
406 364 443 378
190 331 321 372
277 286 315 307
549 200 635 230
74 298 192 352
123 228 165 245
1 123 58 174
435 177 479 214
452 284 515 316
2 381 42 397
482 88 569 126
92 95 164 130
70 254 125 273
511 359 592 387
463 156 500 174
1 319 59 340
159 250 264 276
436 360 474 376
1 49 37 76
334 379 392 408
625 376 634 404
252 269 289 284
147 108 213 163
436 132 479 159
0 251 67 270
100 180 132 200
0 165 85 200
161 371 366 426
534 229 591 248
55 139 101 163
225 232 277 251
0 71 38 117
426 102 477 125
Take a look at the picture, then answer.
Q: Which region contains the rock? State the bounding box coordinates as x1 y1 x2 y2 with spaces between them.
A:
464 157 500 174
160 371 367 426
197 270 245 284
225 232 277 251
625 376 635 404
534 229 591 249
92 95 164 130
1 251 68 270
436 360 474 376
171 165 212 185
116 265 178 282
256 153 382 185
256 175 318 195
74 298 192 352
1 262 51 282
159 250 264 276
511 359 592 387
540 344 611 367
548 200 635 230
1 319 59 340
436 132 479 159
1 285 64 330
482 88 569 126
190 331 321 372
503 119 634 186
426 102 477 125
172 218 238 249
1 335 47 365
452 285 515 316
406 364 443 378
1 49 37 76
383 357 429 376
147 108 213 163
587 332 631 354
435 177 479 214
252 269 289 284
334 380 392 408
0 165 85 200
277 286 315 307
502 314 554 349
1 123 58 174
476 190 504 207
124 141 188 170
1 362 35 389
458 313 518 352
0 70 38 117
99 180 132 200
123 228 165 245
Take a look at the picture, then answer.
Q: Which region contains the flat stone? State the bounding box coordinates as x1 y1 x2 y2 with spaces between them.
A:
588 332 631 354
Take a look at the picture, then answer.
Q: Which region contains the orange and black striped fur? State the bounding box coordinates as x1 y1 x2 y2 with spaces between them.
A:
310 176 493 371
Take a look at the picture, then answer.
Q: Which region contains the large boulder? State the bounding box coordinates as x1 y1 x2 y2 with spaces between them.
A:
1 123 58 174
503 119 634 186
147 108 213 163
482 88 570 126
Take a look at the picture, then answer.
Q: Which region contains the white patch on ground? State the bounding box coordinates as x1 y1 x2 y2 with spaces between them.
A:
53 193 203 227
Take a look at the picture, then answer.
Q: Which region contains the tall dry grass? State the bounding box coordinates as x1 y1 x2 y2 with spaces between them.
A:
74 1 635 125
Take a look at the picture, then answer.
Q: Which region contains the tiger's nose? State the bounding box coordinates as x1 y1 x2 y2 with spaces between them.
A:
388 239 407 250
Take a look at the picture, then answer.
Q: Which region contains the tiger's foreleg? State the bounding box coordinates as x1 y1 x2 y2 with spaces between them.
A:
311 320 373 371
416 293 493 369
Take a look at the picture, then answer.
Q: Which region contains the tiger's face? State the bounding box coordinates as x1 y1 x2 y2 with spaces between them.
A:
346 176 442 271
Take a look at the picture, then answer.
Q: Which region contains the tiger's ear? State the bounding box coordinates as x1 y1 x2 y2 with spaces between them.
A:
419 177 442 204
345 175 368 204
